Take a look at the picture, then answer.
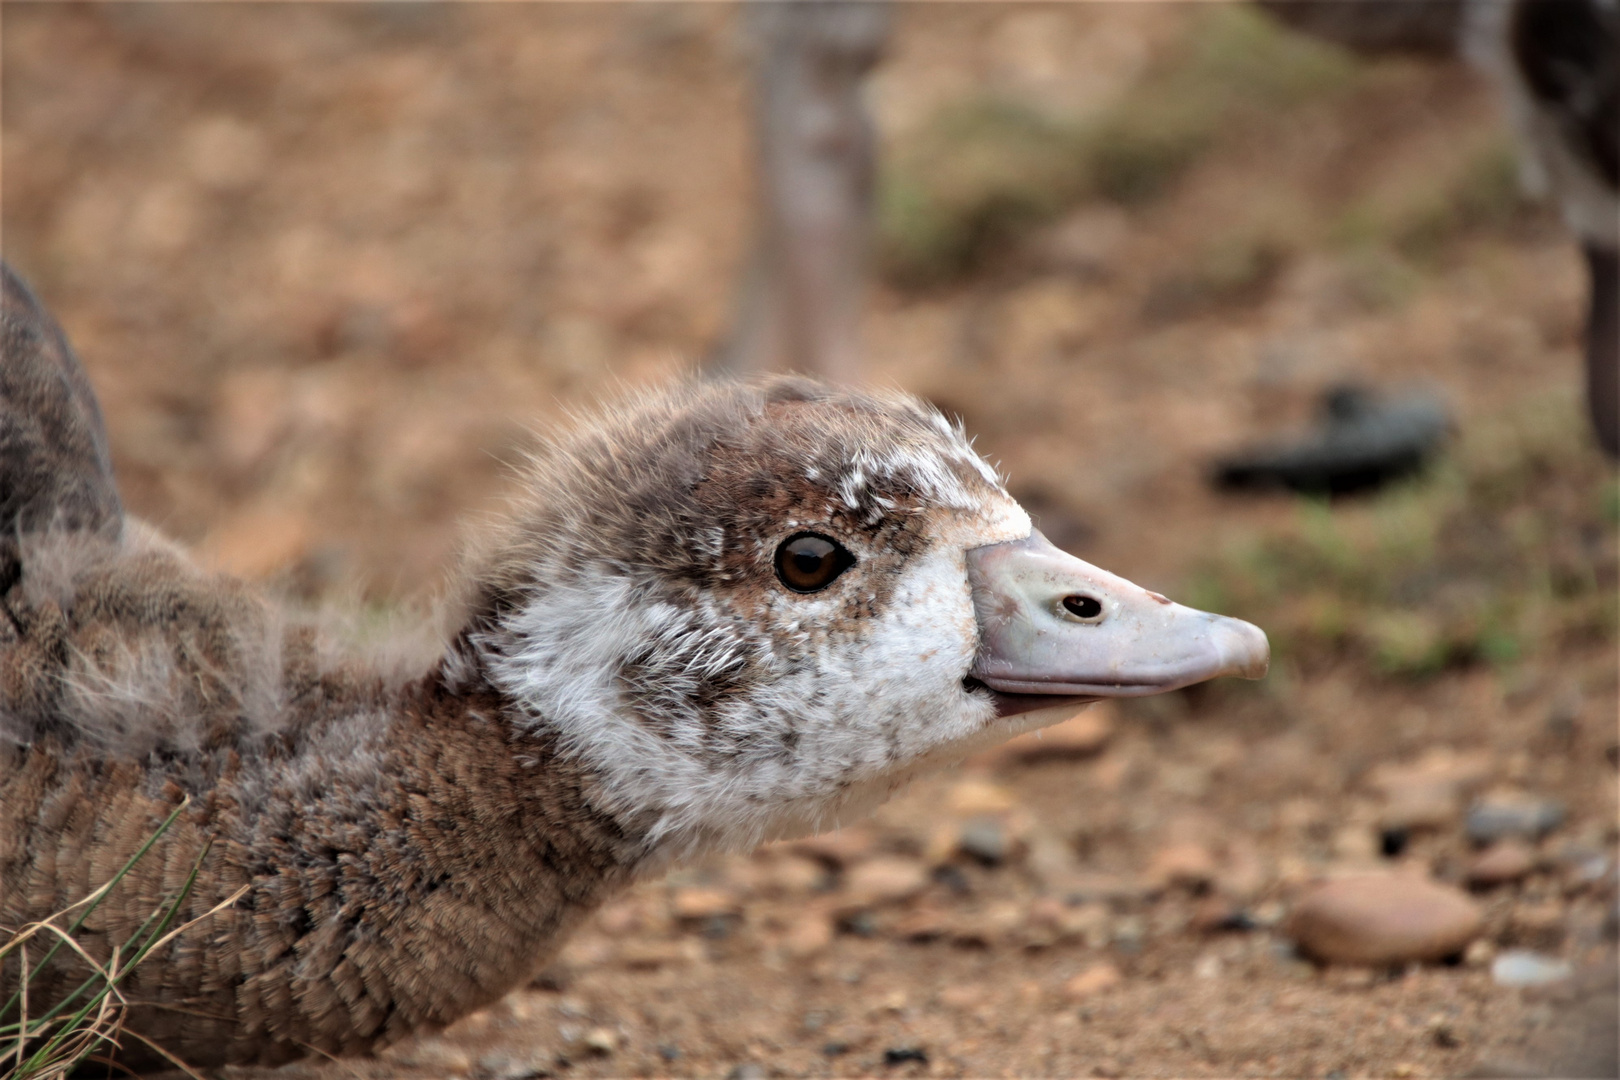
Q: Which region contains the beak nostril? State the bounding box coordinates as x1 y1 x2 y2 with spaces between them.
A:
1061 594 1103 620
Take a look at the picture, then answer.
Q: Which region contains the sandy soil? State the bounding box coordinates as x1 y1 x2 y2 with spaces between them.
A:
3 5 1615 1078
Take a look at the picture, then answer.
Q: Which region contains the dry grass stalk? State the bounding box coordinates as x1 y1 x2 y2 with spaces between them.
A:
0 798 244 1080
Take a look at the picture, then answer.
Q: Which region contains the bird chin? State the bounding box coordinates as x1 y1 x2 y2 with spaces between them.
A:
965 675 1097 723
987 691 1098 723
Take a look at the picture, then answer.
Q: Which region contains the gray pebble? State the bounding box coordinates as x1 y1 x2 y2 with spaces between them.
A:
1465 796 1566 844
959 816 1009 865
1490 949 1574 988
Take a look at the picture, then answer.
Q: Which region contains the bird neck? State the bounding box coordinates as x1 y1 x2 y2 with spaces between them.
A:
121 645 651 1065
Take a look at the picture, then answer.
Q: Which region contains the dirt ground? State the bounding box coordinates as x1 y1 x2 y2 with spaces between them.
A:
3 4 1616 1078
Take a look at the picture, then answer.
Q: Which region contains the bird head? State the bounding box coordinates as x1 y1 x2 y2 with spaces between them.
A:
464 378 1267 862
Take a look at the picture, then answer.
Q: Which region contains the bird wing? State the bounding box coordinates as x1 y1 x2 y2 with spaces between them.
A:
0 262 124 545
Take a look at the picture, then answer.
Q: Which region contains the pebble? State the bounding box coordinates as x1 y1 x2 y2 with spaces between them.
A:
765 854 828 894
1146 842 1217 892
1062 962 1123 1000
1060 871 1149 906
940 983 986 1010
1511 901 1566 946
671 886 740 921
1284 874 1484 965
1490 949 1574 988
1190 895 1253 933
1463 939 1496 967
477 1049 550 1080
1368 748 1492 831
1465 795 1566 844
1466 840 1537 886
947 777 1018 815
790 827 876 867
884 1046 929 1066
617 939 701 969
958 816 1010 865
1377 779 1460 832
894 905 950 941
579 1027 618 1055
783 911 836 957
842 857 929 909
726 1065 767 1080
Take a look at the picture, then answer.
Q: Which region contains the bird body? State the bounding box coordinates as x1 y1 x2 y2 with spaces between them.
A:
0 267 1266 1067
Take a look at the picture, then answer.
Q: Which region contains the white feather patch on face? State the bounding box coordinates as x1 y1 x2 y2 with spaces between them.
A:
487 494 1035 866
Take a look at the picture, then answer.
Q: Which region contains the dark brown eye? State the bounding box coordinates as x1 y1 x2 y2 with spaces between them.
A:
775 532 856 593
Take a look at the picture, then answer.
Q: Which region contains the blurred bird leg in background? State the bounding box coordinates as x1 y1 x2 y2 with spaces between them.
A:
713 0 890 383
1255 0 1466 56
1256 0 1618 460
1466 0 1619 458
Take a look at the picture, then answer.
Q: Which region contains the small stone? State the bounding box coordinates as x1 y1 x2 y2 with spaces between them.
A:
1465 795 1566 844
1061 871 1149 906
939 983 985 1010
958 817 1010 865
1464 939 1496 967
1466 840 1537 887
726 1065 767 1080
790 827 876 867
1427 1013 1461 1049
658 1043 681 1062
842 857 929 909
1510 900 1566 947
894 905 950 941
876 989 909 1014
1190 896 1253 934
617 939 701 969
1369 748 1492 831
391 1042 473 1073
948 899 1023 947
783 911 836 957
947 777 1018 815
840 911 879 937
671 886 739 921
1490 949 1574 988
765 854 828 894
884 1046 928 1066
1378 779 1460 833
1333 825 1381 863
1284 873 1484 965
1062 962 1123 1000
580 1027 618 1056
1146 842 1217 892
477 1048 552 1080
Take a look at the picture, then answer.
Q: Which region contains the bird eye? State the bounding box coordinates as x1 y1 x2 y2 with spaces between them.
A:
775 532 856 593
1062 594 1104 620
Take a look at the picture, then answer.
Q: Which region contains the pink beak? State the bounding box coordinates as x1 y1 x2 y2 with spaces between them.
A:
966 531 1269 717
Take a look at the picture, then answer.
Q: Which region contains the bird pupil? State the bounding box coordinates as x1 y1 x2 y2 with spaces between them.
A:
775 533 853 592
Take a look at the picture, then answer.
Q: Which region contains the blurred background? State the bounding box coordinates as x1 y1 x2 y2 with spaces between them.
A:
2 4 1615 1077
